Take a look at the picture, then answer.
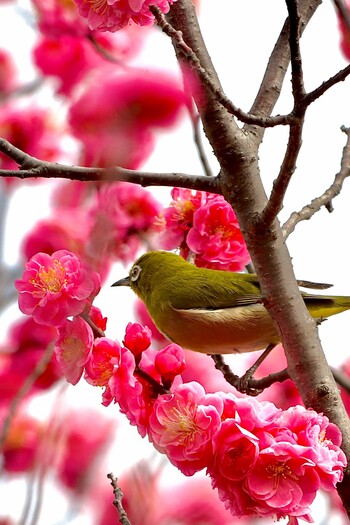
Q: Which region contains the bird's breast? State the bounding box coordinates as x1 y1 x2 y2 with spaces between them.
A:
152 303 280 354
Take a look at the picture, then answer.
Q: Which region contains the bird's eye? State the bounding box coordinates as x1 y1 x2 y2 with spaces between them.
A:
130 264 142 282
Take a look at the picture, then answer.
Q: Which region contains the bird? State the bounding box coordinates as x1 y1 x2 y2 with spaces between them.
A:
112 250 350 355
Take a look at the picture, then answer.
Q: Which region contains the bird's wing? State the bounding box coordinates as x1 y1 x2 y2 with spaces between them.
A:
167 273 263 311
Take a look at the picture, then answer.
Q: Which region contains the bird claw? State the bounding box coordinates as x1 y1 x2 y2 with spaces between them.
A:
238 372 263 396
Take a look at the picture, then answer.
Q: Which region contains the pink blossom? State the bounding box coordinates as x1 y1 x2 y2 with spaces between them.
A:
87 182 161 263
54 316 94 385
33 35 98 96
208 396 346 522
186 195 250 271
90 305 108 332
0 105 63 174
32 0 89 37
148 382 223 475
106 346 156 436
69 71 186 168
154 343 186 382
74 0 177 32
85 337 122 387
15 250 101 326
245 442 320 520
123 322 152 357
210 419 260 483
157 188 212 250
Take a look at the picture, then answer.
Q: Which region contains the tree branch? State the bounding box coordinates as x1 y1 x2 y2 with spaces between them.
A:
0 138 220 193
107 473 132 525
167 1 350 515
282 125 350 238
258 0 306 227
151 5 294 128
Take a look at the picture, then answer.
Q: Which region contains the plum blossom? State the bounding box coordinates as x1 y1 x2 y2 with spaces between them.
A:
69 71 186 169
148 382 223 475
154 343 186 382
0 105 63 184
186 196 250 271
15 250 100 326
84 337 122 388
87 182 161 264
74 0 177 32
123 322 152 358
54 316 94 385
156 188 212 250
208 399 346 523
157 189 250 270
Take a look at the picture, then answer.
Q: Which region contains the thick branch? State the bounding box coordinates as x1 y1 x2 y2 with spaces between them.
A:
167 1 350 515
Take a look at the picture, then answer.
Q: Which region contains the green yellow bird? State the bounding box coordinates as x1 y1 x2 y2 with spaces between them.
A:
112 250 350 355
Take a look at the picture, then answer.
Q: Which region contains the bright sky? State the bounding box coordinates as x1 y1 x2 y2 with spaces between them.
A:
1 1 350 524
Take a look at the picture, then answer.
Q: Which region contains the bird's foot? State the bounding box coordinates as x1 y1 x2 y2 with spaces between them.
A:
238 343 277 396
238 372 263 396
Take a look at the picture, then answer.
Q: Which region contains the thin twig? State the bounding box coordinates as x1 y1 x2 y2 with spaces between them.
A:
282 125 350 238
87 34 127 67
302 63 350 107
258 0 306 228
189 107 213 177
259 122 304 227
134 366 169 396
107 473 132 525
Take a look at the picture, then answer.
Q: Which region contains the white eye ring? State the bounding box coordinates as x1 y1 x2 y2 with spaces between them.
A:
130 264 142 282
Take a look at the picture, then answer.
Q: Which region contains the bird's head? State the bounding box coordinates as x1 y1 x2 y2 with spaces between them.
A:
111 251 186 302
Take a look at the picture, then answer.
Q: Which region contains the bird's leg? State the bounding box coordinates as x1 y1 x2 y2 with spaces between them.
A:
239 343 276 395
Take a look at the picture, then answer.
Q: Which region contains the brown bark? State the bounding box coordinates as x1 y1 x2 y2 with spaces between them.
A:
167 0 350 516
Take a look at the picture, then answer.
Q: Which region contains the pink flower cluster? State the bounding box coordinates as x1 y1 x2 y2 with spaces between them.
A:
157 188 251 271
31 0 147 96
14 250 346 524
55 319 186 437
74 0 177 32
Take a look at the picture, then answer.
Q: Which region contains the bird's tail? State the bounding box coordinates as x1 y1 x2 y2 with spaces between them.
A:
304 294 350 319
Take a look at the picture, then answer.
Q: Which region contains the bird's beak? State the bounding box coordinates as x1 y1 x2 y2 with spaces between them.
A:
111 276 131 287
